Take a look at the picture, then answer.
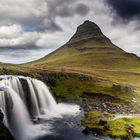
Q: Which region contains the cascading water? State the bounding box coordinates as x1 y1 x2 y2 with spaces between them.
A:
0 75 80 140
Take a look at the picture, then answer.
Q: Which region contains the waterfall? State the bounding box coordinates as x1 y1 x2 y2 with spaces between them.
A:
0 75 80 140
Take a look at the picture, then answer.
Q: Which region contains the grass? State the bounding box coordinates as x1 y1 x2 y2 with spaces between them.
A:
108 118 140 138
82 111 140 139
49 75 133 101
31 40 140 70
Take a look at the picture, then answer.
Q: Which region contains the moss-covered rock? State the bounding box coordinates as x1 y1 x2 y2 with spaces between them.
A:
82 111 140 139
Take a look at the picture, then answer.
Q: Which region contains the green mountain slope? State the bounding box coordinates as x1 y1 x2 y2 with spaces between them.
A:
33 20 140 70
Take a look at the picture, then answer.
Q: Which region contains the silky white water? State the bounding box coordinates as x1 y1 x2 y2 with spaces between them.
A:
0 75 80 140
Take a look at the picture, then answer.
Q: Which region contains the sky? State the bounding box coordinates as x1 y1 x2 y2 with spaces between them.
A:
0 0 140 64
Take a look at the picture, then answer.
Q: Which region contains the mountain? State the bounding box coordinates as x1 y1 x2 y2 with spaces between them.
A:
33 20 140 70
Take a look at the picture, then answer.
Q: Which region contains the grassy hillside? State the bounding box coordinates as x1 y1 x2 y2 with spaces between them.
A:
33 40 140 70
31 20 140 70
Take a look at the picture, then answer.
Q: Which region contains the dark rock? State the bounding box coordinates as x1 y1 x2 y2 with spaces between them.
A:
0 110 4 123
0 110 15 140
82 127 91 134
66 20 111 46
112 84 134 93
99 120 107 126
104 124 110 130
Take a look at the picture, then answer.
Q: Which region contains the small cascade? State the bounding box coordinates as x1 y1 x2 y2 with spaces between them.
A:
26 78 41 116
0 75 80 140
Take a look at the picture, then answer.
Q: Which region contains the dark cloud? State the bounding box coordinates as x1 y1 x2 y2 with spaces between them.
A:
46 0 90 31
106 0 140 21
37 20 62 32
0 0 90 33
48 0 90 18
76 4 90 16
47 0 75 18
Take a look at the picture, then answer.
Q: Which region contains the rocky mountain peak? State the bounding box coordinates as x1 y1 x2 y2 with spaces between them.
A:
77 20 102 34
66 20 110 46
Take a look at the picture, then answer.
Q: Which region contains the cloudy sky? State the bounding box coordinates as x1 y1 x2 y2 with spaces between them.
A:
0 0 140 64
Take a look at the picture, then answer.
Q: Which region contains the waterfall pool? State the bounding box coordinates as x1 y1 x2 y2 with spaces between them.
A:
34 110 113 140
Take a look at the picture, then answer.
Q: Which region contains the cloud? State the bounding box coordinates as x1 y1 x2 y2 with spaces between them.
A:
0 24 22 39
1 0 140 64
0 0 90 33
0 24 40 47
47 0 90 18
0 0 47 47
0 0 91 49
37 19 62 32
75 4 90 16
0 0 48 28
106 0 140 22
45 0 90 32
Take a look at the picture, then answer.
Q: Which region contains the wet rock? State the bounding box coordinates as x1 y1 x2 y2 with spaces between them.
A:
0 110 4 123
82 127 91 134
104 124 110 130
112 84 134 93
102 103 107 109
0 109 15 140
99 120 107 126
